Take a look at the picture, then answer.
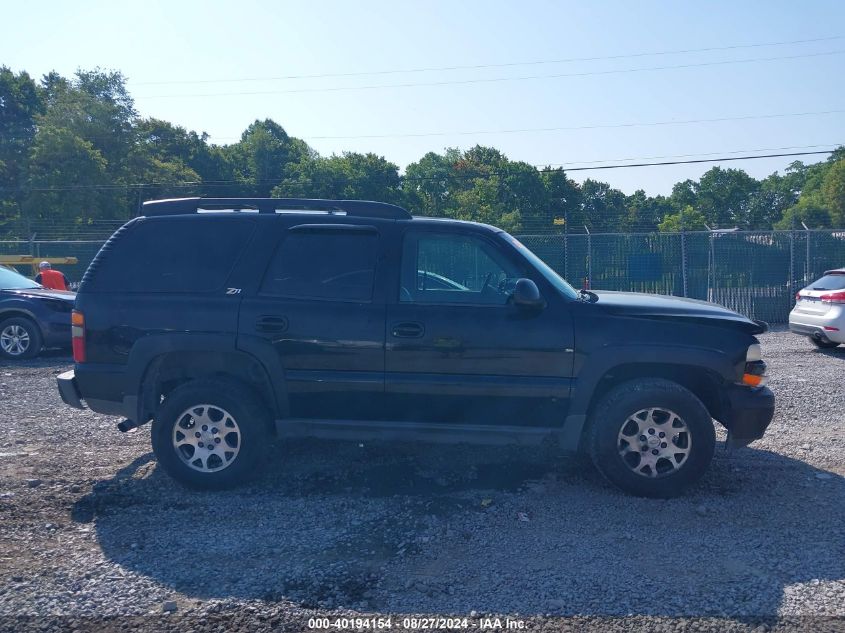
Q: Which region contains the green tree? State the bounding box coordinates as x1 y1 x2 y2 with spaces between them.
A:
658 205 708 232
624 190 672 232
693 167 759 228
821 159 845 226
274 152 402 203
580 179 627 232
538 168 582 233
0 67 43 228
402 149 462 215
225 119 312 196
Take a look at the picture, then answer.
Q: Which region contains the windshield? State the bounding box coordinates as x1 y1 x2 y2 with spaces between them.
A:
501 234 579 300
0 267 40 290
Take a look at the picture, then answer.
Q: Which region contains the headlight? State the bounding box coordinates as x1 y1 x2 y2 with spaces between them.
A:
741 344 766 387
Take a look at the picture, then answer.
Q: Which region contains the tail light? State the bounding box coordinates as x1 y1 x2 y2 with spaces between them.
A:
820 291 845 304
795 292 801 303
71 310 86 363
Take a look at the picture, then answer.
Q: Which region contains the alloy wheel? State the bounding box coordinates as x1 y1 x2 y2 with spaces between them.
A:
0 324 31 356
617 407 692 478
171 404 241 472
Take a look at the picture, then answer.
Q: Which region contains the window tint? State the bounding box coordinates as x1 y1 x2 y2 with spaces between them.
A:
810 273 845 291
88 217 255 293
261 231 378 301
400 233 521 305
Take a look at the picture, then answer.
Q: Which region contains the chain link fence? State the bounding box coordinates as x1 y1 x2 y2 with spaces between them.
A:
3 229 845 323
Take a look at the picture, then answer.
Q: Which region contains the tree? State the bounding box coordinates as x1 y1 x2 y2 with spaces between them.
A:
225 119 312 196
538 168 581 233
402 149 461 215
24 125 111 222
624 190 672 232
658 205 708 232
580 179 627 232
693 167 759 228
821 159 845 227
746 172 799 230
274 152 402 203
0 67 43 227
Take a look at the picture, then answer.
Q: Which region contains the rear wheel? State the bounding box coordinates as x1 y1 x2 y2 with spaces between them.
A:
151 378 271 489
811 336 840 349
0 317 42 360
588 378 716 498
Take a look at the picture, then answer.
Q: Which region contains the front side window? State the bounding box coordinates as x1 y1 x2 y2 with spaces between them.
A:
261 231 378 301
400 232 522 305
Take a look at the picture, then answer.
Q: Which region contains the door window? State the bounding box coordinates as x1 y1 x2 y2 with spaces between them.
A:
261 230 378 301
400 233 521 304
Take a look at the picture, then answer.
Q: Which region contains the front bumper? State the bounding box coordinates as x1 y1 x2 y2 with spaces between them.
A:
56 370 85 409
722 384 775 447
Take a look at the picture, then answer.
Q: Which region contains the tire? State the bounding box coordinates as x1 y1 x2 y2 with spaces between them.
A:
588 378 716 498
0 317 43 360
811 337 840 349
151 378 271 489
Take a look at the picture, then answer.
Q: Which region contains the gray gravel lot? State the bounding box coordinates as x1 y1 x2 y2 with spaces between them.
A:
0 327 843 632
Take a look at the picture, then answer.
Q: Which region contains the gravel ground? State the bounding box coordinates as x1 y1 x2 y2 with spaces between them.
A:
0 327 843 632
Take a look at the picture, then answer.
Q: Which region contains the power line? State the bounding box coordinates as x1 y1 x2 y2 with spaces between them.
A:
135 50 845 99
296 109 845 141
129 35 844 85
560 150 834 171
4 147 838 194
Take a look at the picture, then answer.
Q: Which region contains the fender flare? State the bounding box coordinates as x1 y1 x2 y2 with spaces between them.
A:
560 343 735 450
124 333 288 422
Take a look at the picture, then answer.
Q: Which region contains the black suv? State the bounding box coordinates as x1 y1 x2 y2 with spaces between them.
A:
56 198 774 497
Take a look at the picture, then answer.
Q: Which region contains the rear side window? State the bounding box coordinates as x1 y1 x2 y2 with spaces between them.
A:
809 274 845 291
85 217 255 293
261 231 378 301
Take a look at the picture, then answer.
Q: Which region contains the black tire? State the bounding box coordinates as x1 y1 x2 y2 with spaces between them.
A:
588 378 716 498
811 337 840 349
0 316 43 360
151 378 271 489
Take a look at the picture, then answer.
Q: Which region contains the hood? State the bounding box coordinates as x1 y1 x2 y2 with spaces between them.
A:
1 287 76 302
591 290 767 334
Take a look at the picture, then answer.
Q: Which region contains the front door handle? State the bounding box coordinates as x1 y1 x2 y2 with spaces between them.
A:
391 321 424 338
256 315 289 333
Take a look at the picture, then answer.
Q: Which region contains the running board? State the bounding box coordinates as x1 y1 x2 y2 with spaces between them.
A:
274 418 568 447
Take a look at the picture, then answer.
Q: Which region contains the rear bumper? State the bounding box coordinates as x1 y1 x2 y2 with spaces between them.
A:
56 365 131 417
789 321 844 343
722 384 775 447
56 370 84 409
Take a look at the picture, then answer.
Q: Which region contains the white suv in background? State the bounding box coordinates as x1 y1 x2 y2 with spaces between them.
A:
789 268 845 349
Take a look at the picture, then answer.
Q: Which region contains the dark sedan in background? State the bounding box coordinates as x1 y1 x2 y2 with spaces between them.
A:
0 266 75 359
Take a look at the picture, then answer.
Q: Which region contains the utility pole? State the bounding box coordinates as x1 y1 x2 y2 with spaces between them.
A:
584 225 591 290
801 221 811 286
680 210 688 298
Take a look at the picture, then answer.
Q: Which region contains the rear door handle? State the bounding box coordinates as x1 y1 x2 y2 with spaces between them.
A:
256 315 289 333
391 321 424 338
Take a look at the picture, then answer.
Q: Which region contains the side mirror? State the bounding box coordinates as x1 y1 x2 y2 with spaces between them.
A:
511 278 545 309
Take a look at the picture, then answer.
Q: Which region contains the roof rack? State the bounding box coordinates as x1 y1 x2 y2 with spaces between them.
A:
140 197 411 220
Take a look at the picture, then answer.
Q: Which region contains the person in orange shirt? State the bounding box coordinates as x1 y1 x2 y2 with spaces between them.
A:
34 262 70 291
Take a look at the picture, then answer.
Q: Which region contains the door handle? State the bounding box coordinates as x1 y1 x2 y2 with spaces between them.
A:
256 315 289 333
391 321 424 338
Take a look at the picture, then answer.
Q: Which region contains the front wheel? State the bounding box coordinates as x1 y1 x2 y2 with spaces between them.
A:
588 378 716 498
0 317 42 359
151 378 271 489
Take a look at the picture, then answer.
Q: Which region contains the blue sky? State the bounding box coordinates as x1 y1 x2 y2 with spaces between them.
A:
2 0 844 194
